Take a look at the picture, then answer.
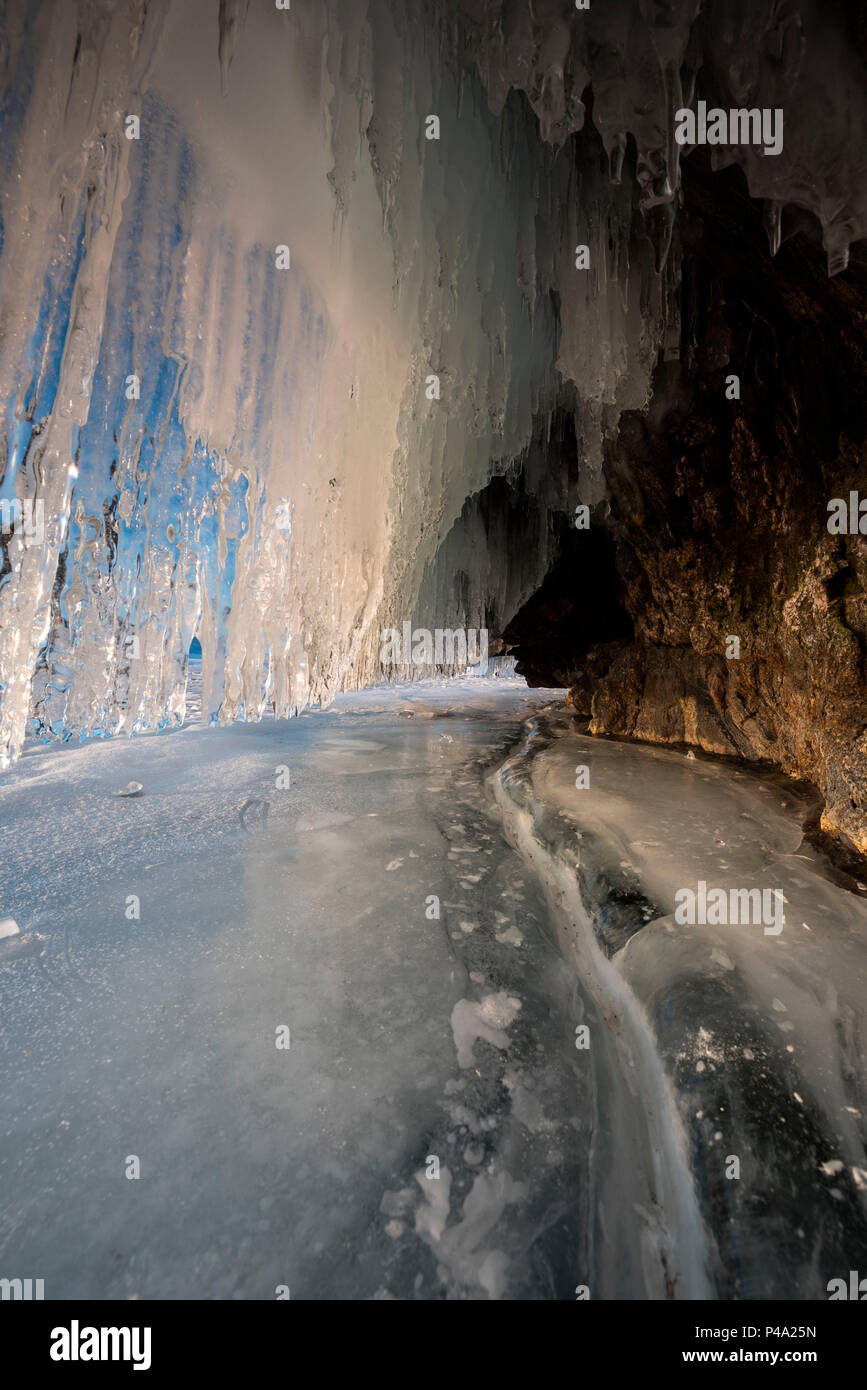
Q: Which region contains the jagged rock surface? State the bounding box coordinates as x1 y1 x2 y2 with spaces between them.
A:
508 157 867 853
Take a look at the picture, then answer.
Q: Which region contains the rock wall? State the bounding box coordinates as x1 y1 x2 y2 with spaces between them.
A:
511 154 867 854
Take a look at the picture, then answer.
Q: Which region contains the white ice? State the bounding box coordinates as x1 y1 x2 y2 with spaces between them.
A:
0 677 597 1300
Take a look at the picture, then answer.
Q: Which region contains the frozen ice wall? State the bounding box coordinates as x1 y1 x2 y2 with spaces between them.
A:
0 0 571 760
1 0 863 761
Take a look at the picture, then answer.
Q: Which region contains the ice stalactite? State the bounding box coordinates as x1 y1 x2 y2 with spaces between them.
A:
0 0 169 763
0 0 864 762
459 0 867 277
0 0 568 757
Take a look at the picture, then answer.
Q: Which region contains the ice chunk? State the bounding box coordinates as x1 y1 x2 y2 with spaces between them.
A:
450 993 522 1069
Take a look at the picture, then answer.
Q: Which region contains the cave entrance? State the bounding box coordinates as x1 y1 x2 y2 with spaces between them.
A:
503 520 632 686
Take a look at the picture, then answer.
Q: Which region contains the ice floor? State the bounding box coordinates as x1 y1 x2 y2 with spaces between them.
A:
0 677 593 1300
1 678 866 1299
494 709 867 1299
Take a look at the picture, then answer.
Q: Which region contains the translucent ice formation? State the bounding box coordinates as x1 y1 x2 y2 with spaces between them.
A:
0 0 863 761
0 0 563 759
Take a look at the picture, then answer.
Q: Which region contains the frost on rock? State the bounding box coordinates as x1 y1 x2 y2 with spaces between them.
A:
0 0 863 761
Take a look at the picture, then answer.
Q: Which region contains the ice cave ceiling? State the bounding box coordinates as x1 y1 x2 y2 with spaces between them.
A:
0 0 866 849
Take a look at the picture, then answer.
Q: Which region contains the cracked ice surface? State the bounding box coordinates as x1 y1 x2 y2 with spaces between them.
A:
494 708 867 1298
3 677 863 1297
0 679 600 1300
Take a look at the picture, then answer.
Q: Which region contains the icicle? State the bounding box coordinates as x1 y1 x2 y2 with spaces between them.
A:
824 221 851 278
609 132 627 185
763 199 783 258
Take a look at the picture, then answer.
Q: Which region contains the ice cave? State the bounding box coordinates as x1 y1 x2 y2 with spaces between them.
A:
1 0 867 1321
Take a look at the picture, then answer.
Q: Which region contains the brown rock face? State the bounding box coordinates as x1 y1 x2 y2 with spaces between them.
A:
508 154 867 855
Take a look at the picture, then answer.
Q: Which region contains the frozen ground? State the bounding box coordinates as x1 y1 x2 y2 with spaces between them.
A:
494 709 867 1299
0 675 594 1300
1 677 865 1299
